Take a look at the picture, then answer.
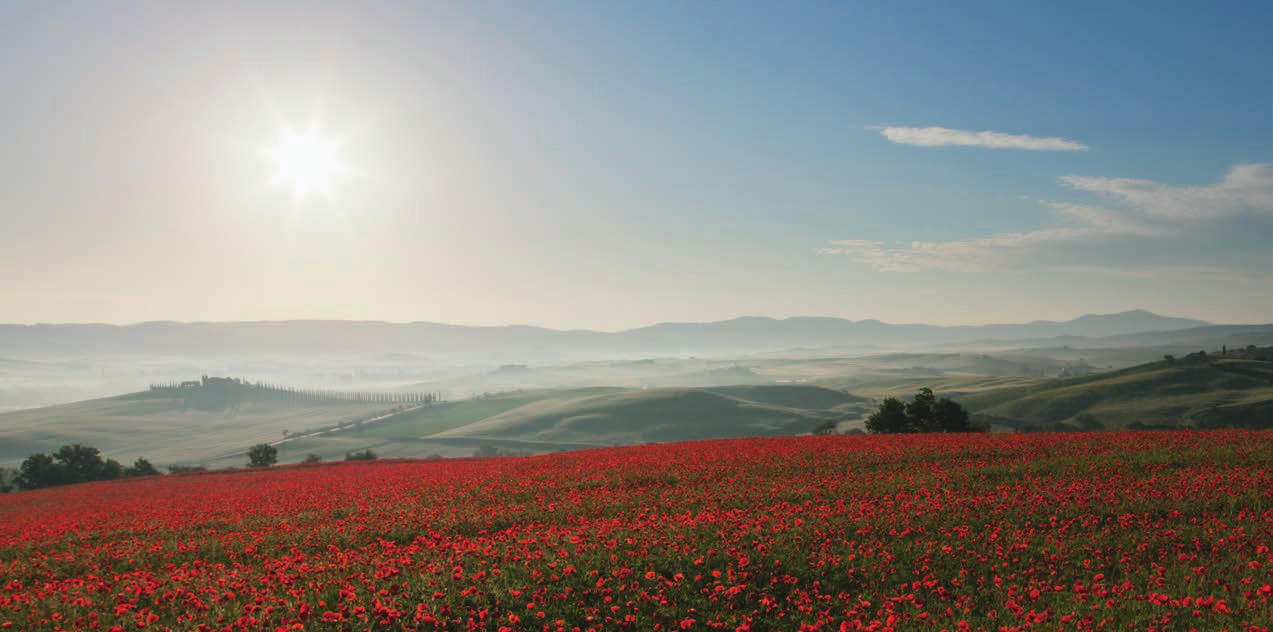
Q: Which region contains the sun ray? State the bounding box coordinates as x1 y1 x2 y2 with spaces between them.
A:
266 124 347 203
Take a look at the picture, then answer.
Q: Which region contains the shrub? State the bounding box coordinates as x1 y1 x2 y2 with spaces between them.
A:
247 443 278 467
125 457 161 477
345 449 377 461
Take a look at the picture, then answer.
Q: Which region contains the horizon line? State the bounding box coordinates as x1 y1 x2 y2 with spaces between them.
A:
0 309 1256 333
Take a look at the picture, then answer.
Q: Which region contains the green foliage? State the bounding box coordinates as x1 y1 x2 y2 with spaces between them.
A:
866 389 980 434
344 449 377 461
0 468 15 493
167 464 207 474
247 443 278 467
865 397 910 434
812 420 838 435
905 388 939 431
125 457 160 477
302 453 324 463
15 444 130 490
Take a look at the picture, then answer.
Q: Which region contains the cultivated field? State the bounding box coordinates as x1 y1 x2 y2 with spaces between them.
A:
1 431 1269 630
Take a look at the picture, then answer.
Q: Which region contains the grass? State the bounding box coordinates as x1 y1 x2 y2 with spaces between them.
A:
962 357 1273 429
0 392 400 469
428 386 844 445
348 387 626 440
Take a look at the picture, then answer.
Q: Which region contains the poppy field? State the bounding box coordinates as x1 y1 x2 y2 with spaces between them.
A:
1 431 1270 631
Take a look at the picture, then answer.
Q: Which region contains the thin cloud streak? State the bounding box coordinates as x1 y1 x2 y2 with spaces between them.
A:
822 164 1273 274
820 228 1092 272
1061 163 1273 219
877 126 1088 151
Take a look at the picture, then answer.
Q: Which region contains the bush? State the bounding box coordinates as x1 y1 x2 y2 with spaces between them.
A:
345 449 377 461
247 443 278 467
14 444 128 490
302 453 324 463
125 457 160 477
167 464 207 474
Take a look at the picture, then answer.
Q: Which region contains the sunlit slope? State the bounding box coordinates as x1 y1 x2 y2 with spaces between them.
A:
0 390 400 468
702 384 865 409
429 385 854 445
963 358 1273 429
345 387 627 441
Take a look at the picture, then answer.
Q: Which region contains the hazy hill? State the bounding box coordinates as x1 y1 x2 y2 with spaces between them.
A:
0 388 404 469
262 384 870 461
428 386 855 446
0 310 1228 357
0 383 871 468
963 356 1273 430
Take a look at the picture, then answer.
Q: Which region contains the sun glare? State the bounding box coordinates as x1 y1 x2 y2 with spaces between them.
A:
266 125 346 202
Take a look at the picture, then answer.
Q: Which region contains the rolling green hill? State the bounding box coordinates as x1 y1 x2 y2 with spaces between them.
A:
962 357 1273 430
345 387 627 441
703 384 866 409
0 389 405 469
1 383 871 468
428 386 851 445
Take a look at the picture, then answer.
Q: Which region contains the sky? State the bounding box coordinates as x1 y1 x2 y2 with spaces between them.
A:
1 1 1271 330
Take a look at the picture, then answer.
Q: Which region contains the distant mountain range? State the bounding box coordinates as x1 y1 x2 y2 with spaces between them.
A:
3 310 1265 358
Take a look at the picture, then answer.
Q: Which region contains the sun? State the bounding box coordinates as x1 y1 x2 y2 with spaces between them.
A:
266 125 346 202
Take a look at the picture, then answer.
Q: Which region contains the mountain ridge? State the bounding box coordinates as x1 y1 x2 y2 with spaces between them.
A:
0 310 1234 356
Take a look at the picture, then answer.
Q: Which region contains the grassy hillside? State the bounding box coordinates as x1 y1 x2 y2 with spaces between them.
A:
703 384 865 409
0 390 402 469
428 386 852 446
2 383 870 467
347 387 626 441
963 357 1273 430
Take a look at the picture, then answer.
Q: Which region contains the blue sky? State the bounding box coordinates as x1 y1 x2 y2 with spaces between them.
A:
1 1 1270 329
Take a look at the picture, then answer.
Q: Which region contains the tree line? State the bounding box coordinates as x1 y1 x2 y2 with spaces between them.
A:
0 442 387 492
149 377 441 405
4 444 159 491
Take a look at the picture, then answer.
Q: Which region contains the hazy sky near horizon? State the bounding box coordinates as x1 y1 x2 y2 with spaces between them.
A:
2 1 1271 330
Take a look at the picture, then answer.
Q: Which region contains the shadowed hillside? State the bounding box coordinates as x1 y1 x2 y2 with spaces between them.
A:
963 354 1273 431
427 386 856 445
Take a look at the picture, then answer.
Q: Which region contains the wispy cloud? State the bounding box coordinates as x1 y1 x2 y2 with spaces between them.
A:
876 126 1088 151
820 228 1092 272
822 164 1273 273
1060 163 1273 219
1042 202 1167 237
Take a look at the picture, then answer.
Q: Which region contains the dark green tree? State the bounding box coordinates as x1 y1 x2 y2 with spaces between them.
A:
125 457 160 477
16 452 67 489
932 397 973 432
905 388 939 432
866 389 982 434
247 443 278 467
865 397 911 434
54 444 120 484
